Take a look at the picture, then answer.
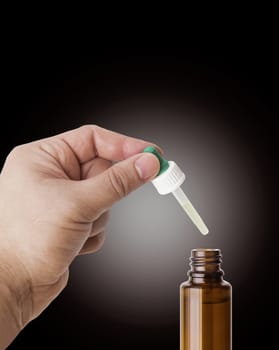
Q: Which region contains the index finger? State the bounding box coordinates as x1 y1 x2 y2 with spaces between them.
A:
54 125 162 164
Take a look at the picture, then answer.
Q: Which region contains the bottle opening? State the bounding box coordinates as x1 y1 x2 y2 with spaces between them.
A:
189 248 224 279
191 248 221 260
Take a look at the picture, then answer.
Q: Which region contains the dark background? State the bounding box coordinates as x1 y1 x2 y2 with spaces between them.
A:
1 41 278 349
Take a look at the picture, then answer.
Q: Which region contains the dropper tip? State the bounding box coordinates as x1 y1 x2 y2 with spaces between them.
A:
201 226 209 235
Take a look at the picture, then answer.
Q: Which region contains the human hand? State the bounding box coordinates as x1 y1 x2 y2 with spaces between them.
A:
0 125 160 348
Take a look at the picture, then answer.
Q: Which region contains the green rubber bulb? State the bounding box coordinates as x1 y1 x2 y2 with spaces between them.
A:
143 146 169 176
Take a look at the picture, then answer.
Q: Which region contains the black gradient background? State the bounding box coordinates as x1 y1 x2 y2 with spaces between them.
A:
1 44 278 349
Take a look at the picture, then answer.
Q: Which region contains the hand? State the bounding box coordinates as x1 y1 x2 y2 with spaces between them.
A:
0 125 160 348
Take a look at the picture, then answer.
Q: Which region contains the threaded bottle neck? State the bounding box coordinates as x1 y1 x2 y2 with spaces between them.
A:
188 248 224 282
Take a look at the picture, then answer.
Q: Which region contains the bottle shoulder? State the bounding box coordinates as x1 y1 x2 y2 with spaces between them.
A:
180 279 232 290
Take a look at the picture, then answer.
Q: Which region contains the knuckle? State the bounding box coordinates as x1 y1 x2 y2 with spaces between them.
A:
108 165 130 199
80 124 98 133
4 145 28 166
80 124 92 131
9 145 25 158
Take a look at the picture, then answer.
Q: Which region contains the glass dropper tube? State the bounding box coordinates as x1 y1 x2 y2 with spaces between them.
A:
172 187 209 235
144 146 209 235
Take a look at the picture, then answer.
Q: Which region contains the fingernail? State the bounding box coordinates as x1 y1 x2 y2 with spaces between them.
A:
135 153 160 180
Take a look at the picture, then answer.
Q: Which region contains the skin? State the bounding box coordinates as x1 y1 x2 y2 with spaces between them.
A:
0 125 160 349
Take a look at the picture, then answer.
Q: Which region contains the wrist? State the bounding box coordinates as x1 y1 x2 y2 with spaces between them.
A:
0 252 33 348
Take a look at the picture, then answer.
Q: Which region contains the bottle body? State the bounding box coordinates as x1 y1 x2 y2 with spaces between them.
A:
180 249 232 350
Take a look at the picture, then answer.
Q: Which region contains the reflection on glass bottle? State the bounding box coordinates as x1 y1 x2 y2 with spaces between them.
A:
180 249 232 350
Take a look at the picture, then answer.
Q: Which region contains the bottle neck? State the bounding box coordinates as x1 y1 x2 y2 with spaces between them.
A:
188 249 224 283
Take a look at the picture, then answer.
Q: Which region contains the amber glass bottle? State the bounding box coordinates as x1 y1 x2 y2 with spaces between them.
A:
180 249 232 350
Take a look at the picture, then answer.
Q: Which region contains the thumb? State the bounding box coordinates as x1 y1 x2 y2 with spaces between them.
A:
79 153 160 214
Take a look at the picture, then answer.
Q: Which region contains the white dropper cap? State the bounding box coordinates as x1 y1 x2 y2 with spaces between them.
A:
144 146 209 235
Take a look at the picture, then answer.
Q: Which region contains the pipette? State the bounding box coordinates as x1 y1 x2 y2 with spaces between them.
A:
144 146 209 235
